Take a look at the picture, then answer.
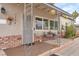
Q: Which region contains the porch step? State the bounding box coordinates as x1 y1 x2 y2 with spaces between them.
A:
50 54 59 56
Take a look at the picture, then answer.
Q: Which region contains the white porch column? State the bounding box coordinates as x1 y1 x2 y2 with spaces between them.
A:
23 3 33 45
57 11 61 46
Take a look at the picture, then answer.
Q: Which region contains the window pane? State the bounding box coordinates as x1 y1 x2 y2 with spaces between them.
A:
55 21 58 30
50 20 54 29
36 17 42 29
43 19 48 30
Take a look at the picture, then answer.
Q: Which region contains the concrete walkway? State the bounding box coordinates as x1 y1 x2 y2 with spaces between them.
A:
54 37 79 56
44 38 72 45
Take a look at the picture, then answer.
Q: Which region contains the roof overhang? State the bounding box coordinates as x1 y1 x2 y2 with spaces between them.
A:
44 3 74 20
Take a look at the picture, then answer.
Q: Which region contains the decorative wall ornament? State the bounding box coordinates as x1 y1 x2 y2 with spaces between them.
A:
6 16 14 25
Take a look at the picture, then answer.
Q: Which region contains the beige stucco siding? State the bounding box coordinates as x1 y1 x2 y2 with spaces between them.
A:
60 16 72 31
0 4 24 36
60 16 72 26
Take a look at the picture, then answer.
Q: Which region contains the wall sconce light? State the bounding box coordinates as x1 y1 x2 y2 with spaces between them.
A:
1 7 6 14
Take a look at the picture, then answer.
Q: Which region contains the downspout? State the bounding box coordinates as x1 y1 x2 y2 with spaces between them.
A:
23 3 26 45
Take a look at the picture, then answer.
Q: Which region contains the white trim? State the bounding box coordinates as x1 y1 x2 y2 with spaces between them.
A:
43 18 49 30
48 18 50 30
21 13 24 45
31 3 34 43
22 3 26 44
35 30 57 32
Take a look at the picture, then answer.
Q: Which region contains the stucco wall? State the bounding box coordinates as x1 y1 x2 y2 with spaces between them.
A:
0 4 24 36
60 16 72 31
60 16 73 37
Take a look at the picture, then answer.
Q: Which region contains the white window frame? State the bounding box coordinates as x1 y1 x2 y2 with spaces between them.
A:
34 16 58 32
35 16 43 30
43 18 49 30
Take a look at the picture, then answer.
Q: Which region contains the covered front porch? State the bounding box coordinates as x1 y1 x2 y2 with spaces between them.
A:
23 3 61 45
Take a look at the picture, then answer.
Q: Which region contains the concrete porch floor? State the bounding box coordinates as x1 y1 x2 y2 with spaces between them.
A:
4 42 58 56
3 38 73 56
44 38 72 45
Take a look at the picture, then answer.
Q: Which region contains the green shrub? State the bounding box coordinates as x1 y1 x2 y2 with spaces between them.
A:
65 25 75 38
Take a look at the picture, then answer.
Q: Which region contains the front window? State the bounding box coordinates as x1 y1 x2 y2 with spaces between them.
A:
36 17 42 30
55 21 58 30
50 20 54 29
43 19 48 30
35 16 58 30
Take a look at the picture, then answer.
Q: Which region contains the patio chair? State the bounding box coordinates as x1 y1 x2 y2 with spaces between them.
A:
46 32 54 40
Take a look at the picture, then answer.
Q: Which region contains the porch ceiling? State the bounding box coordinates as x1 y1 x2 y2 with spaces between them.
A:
34 3 58 16
13 3 57 15
14 3 73 20
14 3 59 16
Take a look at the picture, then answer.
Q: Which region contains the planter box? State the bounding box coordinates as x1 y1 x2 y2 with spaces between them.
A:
0 35 22 49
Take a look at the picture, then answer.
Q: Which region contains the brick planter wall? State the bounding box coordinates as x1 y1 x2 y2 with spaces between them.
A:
0 35 22 49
